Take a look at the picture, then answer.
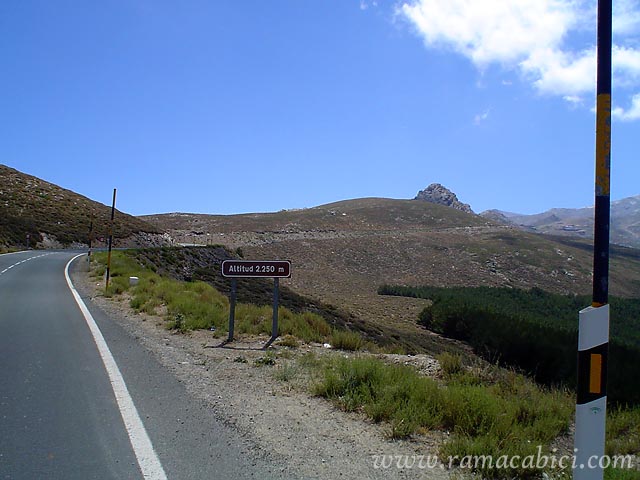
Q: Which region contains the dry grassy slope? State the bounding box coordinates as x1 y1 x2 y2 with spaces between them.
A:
145 198 640 350
0 165 161 248
143 198 488 244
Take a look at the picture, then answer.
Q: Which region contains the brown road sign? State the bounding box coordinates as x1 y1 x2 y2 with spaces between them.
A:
221 260 291 278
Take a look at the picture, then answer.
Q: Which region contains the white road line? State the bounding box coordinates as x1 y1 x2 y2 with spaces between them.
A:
0 253 55 278
64 254 168 480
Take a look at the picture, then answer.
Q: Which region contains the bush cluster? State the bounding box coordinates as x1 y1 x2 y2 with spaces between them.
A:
315 355 574 479
93 250 364 347
380 285 640 404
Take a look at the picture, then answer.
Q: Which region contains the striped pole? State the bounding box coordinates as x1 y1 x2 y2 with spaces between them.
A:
573 1 611 478
87 216 94 263
105 189 117 291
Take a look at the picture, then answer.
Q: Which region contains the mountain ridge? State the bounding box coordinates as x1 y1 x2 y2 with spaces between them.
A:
481 195 640 248
0 164 168 249
5 165 640 352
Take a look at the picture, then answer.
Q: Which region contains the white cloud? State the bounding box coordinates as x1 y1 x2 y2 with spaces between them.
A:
474 109 490 125
614 0 640 35
614 45 640 84
399 0 640 119
563 94 584 105
360 1 378 10
521 47 596 96
400 0 579 66
612 93 640 120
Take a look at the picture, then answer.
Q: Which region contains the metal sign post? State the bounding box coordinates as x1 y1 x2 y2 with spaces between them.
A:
574 1 611 478
221 260 291 347
265 278 280 349
228 278 237 342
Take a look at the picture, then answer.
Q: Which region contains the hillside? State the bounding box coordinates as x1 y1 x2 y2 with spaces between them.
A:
482 195 640 248
144 197 487 242
0 165 166 249
144 198 640 350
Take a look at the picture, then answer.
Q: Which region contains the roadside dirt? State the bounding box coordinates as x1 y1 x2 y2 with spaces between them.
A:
73 268 454 480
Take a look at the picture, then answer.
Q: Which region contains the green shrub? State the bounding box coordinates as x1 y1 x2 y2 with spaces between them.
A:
254 351 276 367
168 313 185 332
382 285 640 404
274 363 299 382
438 352 464 378
315 355 575 479
106 275 129 295
607 406 640 456
330 329 365 351
280 310 332 343
604 467 640 480
277 335 299 348
418 305 433 328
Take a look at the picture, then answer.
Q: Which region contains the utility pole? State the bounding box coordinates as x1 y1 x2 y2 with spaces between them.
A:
573 1 611 478
105 189 117 291
87 215 94 264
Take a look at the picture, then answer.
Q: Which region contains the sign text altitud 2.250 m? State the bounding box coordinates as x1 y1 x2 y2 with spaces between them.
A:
221 260 291 278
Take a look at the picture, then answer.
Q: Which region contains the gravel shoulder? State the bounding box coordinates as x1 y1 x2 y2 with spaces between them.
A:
72 265 453 480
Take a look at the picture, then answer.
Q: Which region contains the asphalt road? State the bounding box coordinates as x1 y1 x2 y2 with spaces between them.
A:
0 251 284 480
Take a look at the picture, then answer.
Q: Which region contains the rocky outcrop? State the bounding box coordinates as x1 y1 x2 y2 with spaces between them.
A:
414 183 473 214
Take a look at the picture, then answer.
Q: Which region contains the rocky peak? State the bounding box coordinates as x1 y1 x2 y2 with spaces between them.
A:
414 183 473 214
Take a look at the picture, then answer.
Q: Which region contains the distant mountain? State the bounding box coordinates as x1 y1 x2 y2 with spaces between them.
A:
0 165 167 249
481 195 640 248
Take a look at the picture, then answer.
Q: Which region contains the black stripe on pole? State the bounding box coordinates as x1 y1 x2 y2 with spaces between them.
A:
592 194 610 305
596 0 612 96
592 0 612 307
577 342 608 405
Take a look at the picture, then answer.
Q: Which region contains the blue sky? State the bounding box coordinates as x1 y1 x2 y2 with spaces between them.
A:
1 1 639 216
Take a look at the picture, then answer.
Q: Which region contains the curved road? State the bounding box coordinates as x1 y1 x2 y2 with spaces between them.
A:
0 251 282 479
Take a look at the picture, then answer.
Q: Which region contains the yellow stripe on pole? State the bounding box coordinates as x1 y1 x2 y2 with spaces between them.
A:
589 353 603 394
595 93 611 197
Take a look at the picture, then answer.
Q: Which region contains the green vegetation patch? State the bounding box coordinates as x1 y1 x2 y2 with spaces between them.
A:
330 329 365 351
607 406 640 457
314 354 574 478
380 285 640 404
92 250 362 346
314 354 639 479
